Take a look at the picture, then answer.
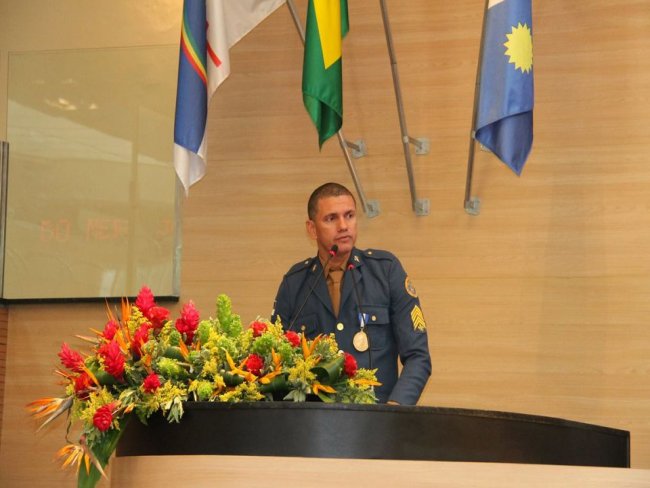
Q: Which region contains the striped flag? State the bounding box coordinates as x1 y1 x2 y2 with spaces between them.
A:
173 0 286 194
303 0 349 147
474 0 534 175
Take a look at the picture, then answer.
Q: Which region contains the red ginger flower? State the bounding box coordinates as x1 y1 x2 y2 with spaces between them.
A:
98 340 125 379
58 343 85 373
147 306 170 329
73 372 93 399
135 286 156 316
142 373 161 393
250 321 267 337
343 352 357 378
135 286 170 328
102 319 119 340
93 404 115 432
245 354 264 376
132 323 151 356
285 331 300 347
175 300 200 343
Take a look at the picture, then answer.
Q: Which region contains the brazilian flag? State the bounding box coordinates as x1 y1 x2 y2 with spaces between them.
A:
302 0 349 147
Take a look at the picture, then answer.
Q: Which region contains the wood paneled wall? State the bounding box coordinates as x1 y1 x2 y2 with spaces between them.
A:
1 1 650 486
0 306 6 442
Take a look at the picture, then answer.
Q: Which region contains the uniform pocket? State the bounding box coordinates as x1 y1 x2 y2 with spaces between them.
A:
363 305 390 350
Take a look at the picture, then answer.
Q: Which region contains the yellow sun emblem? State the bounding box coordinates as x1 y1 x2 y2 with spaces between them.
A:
504 22 533 73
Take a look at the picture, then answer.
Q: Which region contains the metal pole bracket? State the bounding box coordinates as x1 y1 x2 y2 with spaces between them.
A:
346 139 367 159
415 198 430 216
464 197 481 216
408 137 430 155
364 199 381 219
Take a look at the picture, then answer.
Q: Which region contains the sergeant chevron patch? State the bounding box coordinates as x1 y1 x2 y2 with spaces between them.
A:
410 305 426 332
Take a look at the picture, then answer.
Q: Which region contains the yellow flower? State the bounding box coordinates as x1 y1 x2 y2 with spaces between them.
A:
312 382 336 395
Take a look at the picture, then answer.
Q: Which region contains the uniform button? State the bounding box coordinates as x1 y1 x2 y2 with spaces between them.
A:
336 322 344 331
371 315 377 322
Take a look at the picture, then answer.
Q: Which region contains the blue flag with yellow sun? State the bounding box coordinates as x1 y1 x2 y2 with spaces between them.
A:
475 0 533 175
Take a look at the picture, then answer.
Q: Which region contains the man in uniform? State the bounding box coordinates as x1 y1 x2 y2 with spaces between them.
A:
272 182 431 405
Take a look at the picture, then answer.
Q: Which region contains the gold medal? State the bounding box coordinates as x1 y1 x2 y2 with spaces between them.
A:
353 330 369 352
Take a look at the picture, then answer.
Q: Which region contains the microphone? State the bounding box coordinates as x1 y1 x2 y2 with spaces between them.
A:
348 263 372 368
287 244 338 331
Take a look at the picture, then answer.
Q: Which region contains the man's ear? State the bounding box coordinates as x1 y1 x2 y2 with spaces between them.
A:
306 219 317 240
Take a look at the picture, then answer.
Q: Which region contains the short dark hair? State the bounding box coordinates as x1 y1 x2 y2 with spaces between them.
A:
307 182 356 220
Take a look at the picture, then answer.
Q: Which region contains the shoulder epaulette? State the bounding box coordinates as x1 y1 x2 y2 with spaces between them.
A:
285 257 316 276
360 248 396 261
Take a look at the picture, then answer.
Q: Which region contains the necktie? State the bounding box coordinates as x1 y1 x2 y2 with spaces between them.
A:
327 267 344 316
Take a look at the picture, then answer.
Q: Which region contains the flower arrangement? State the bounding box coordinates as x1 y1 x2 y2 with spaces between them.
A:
28 287 380 488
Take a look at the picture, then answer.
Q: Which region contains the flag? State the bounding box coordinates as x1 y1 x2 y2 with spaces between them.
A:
474 0 534 175
302 0 349 147
173 0 286 194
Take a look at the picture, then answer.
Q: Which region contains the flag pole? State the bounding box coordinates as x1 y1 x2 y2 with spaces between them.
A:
463 0 491 216
286 0 380 218
379 0 429 216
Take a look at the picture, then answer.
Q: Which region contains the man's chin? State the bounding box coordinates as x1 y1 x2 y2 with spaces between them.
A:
334 240 354 255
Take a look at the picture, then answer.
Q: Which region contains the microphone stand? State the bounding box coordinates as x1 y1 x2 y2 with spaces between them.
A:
287 245 338 331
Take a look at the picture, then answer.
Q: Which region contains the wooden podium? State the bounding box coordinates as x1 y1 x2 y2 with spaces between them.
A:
113 403 637 487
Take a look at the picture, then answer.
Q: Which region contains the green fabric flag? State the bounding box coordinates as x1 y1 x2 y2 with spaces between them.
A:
302 0 349 147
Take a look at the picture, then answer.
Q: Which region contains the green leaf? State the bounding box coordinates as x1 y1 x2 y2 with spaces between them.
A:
311 355 344 384
283 389 306 402
222 371 245 387
163 346 185 362
315 391 336 403
77 416 130 488
258 374 289 394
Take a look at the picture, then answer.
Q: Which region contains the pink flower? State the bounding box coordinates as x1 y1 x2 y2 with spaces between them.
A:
245 354 264 376
98 341 125 379
142 373 161 393
93 404 115 432
285 331 300 347
135 286 156 316
58 343 85 373
343 353 357 378
250 321 267 337
175 300 200 343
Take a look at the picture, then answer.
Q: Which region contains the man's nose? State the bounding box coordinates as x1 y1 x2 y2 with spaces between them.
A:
337 216 348 230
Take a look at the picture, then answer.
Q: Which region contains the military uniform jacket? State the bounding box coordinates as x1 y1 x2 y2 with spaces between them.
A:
272 248 431 405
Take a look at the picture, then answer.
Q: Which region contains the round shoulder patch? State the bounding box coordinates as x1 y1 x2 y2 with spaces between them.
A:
405 277 418 298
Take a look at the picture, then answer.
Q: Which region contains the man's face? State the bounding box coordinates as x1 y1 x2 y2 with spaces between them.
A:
307 195 358 260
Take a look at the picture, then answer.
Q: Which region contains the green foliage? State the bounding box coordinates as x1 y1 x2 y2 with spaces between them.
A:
156 357 187 379
197 320 213 344
216 294 243 338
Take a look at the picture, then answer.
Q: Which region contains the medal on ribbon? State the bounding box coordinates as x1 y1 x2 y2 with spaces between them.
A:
353 313 369 352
